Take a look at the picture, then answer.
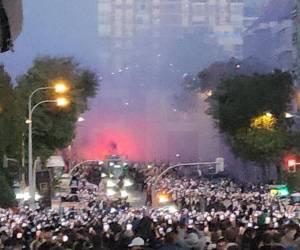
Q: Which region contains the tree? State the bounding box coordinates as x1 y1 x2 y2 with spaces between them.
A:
16 57 99 163
210 70 296 182
0 173 16 208
233 128 291 180
186 57 272 92
0 65 22 163
212 71 293 135
0 65 20 206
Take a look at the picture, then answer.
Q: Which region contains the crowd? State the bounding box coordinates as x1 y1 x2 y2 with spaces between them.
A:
0 163 300 250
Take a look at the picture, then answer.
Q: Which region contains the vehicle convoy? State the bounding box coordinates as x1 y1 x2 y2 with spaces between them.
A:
101 155 133 199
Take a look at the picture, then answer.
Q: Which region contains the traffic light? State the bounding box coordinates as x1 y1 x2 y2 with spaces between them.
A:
284 155 297 173
288 165 296 173
288 159 296 173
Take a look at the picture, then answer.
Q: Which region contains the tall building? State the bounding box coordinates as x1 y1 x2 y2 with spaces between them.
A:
0 0 23 53
243 0 294 71
97 0 245 60
243 0 270 29
293 0 300 88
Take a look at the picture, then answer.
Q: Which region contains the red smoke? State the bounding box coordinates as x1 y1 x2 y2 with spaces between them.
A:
75 122 146 161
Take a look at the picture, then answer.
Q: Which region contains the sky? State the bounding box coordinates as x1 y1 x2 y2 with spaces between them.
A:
0 0 98 80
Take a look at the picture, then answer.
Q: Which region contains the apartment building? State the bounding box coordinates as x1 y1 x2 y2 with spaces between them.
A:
243 0 294 71
97 0 245 59
293 0 300 88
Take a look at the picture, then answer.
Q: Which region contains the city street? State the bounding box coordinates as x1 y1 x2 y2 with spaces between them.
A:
1 0 300 250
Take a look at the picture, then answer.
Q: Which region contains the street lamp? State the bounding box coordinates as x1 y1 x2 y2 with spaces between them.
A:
285 112 300 119
56 97 69 107
27 84 69 203
54 83 68 93
265 112 273 118
77 117 85 122
285 112 294 118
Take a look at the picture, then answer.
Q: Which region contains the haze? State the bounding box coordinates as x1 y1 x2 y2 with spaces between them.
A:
1 0 276 181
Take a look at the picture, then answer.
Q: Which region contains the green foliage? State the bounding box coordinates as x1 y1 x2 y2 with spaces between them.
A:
0 173 16 208
0 65 22 182
209 70 297 181
285 171 300 192
192 57 271 92
212 71 293 135
0 65 18 154
16 57 99 162
233 128 290 164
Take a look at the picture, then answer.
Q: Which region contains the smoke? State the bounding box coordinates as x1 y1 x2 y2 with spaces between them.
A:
73 14 232 163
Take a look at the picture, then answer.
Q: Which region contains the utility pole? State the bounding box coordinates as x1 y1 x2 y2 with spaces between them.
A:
21 133 26 189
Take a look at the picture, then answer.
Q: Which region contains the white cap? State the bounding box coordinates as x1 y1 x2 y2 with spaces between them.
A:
128 237 145 247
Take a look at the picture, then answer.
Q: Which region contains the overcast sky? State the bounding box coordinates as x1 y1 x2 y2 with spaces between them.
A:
0 0 98 80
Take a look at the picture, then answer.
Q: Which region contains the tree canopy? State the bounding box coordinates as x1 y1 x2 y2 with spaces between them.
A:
0 57 99 207
16 57 99 162
0 65 21 160
0 65 21 207
185 57 272 92
210 70 297 181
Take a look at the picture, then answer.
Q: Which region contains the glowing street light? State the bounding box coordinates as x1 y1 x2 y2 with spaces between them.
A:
158 193 171 203
285 112 300 119
265 112 273 117
54 82 68 93
78 117 85 122
27 83 70 204
206 90 213 97
56 97 69 107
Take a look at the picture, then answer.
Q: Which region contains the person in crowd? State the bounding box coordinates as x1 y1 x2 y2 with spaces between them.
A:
128 237 146 250
69 176 79 194
0 162 299 250
158 231 185 250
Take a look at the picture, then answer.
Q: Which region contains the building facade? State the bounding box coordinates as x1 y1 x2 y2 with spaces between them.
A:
243 0 294 71
97 0 245 60
293 0 300 88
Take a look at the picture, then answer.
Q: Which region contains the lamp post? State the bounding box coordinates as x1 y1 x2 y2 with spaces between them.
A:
27 83 68 203
285 112 300 119
151 159 224 207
